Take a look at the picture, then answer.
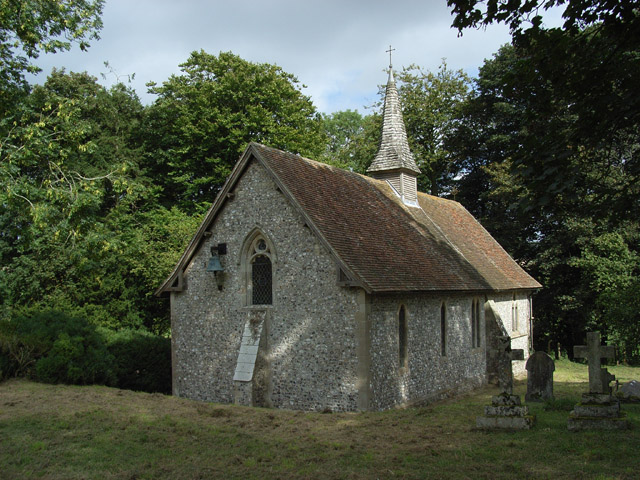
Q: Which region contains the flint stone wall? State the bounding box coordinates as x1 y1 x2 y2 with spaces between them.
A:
368 294 487 410
169 159 533 411
171 160 360 411
487 293 532 378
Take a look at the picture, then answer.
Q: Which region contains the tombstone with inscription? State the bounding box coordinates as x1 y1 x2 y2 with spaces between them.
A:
477 336 535 430
568 331 629 431
525 351 555 402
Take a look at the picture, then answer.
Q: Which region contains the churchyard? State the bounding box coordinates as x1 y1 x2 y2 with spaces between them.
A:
0 360 638 479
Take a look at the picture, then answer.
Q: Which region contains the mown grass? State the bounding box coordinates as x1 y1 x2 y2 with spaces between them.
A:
0 360 638 479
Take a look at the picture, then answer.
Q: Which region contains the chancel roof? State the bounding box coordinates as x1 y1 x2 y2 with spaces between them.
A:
157 143 541 295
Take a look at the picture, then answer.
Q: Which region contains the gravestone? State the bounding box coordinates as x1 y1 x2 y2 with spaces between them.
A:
618 380 640 403
574 331 616 394
525 351 555 402
568 331 629 431
477 336 535 430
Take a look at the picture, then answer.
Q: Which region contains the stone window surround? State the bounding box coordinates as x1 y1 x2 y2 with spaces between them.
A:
511 293 520 334
240 227 277 308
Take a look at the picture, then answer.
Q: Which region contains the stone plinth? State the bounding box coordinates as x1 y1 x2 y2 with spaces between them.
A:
568 393 629 431
476 393 535 430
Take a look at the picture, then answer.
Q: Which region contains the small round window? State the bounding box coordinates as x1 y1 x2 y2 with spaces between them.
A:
257 239 267 251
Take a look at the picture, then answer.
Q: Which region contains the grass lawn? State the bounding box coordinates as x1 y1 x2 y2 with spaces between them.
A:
0 359 638 479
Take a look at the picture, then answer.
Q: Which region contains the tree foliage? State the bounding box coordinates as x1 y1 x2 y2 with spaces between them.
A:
143 51 326 212
319 110 382 174
447 0 640 217
396 62 471 196
448 2 640 359
448 0 639 36
320 110 365 166
0 0 104 115
0 69 197 334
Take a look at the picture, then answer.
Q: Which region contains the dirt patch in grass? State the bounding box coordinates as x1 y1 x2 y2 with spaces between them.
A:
1 362 639 479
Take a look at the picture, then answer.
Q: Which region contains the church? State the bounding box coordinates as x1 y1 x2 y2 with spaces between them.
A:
156 66 541 411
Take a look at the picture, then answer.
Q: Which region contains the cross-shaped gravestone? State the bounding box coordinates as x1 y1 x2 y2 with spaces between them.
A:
496 335 524 395
573 331 616 394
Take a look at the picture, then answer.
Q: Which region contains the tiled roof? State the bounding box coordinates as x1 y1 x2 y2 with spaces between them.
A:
157 143 540 295
253 144 540 293
367 69 420 175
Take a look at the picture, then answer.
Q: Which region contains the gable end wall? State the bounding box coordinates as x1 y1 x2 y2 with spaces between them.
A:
170 160 361 411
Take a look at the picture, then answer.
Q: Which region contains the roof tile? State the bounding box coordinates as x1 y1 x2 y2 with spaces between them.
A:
253 143 540 292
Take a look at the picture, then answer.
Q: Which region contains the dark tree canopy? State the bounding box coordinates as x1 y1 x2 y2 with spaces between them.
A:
447 0 640 359
448 0 639 36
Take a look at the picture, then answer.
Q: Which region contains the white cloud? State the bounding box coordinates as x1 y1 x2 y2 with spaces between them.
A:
28 0 557 113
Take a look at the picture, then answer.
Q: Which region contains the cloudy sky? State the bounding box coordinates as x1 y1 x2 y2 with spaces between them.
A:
30 0 563 113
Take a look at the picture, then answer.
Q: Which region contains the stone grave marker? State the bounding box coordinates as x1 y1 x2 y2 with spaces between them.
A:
618 380 640 403
568 331 629 431
525 351 555 402
574 331 615 394
477 336 535 430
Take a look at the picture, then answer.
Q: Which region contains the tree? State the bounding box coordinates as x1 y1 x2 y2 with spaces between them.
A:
0 0 104 116
448 0 639 37
448 0 640 356
320 110 366 167
142 51 326 212
449 37 640 359
396 61 471 196
319 62 471 195
0 69 193 334
448 1 640 218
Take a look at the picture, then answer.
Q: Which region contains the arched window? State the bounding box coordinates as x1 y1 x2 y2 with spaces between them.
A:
398 305 408 369
511 293 518 332
244 234 274 306
252 254 272 305
472 298 481 348
440 303 446 356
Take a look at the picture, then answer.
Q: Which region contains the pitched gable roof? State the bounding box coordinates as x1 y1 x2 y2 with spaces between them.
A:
156 143 540 295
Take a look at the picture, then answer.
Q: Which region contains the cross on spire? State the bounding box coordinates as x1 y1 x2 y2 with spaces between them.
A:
386 45 396 69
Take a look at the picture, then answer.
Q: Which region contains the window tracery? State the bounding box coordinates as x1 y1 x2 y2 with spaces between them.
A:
247 235 273 306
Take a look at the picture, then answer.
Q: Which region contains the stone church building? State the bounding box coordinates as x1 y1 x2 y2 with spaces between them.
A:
156 68 541 412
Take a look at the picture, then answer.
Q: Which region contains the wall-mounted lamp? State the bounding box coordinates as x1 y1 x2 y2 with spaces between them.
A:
206 243 227 290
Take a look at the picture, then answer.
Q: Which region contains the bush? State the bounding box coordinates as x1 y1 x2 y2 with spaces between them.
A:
104 328 172 394
0 309 171 393
0 310 116 385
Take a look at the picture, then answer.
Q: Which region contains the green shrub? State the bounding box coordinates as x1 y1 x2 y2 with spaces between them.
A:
35 332 116 385
0 310 116 385
0 309 171 393
104 328 171 394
